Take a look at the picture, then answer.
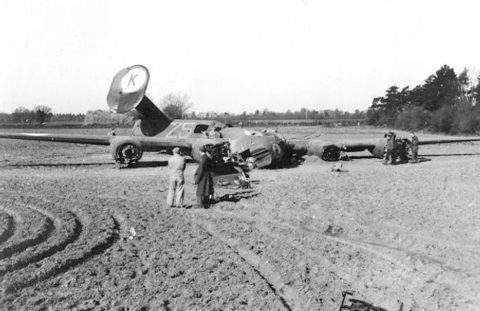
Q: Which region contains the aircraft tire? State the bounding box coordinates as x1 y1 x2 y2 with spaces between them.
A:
321 146 341 161
111 139 143 165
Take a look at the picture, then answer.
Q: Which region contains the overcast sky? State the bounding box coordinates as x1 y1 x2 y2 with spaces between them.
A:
0 0 479 114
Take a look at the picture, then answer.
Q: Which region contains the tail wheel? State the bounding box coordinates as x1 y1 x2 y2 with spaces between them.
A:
321 146 341 161
114 143 143 165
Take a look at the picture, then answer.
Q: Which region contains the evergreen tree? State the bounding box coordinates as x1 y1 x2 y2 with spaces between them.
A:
421 65 460 111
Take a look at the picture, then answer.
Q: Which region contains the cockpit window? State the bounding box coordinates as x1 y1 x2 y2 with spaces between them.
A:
193 124 209 134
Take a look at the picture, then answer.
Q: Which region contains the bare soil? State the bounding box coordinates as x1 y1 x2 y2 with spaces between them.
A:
1 126 480 311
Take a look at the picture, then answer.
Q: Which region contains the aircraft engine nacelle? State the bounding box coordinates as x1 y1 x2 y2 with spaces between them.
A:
110 137 143 166
306 141 342 161
369 139 387 159
368 138 411 161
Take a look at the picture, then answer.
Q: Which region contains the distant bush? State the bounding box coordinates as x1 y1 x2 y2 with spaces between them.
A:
83 110 134 126
430 105 456 133
454 106 480 134
395 106 430 131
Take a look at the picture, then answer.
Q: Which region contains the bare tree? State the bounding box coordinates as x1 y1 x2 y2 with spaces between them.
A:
160 93 193 119
33 105 53 124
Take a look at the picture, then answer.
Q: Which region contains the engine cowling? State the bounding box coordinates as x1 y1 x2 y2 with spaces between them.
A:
305 140 342 161
320 145 342 161
110 138 143 166
369 139 387 159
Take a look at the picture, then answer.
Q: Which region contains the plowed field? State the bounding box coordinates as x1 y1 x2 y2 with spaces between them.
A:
1 126 480 311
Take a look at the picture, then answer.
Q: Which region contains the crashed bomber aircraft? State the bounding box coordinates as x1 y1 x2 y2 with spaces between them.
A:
2 64 480 169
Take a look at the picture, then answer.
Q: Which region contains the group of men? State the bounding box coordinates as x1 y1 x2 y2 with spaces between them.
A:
166 146 214 209
383 130 419 165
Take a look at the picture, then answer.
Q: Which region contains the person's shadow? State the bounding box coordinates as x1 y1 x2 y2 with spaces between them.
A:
393 156 432 165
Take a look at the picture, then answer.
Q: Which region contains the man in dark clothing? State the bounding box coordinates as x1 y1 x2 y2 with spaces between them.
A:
194 146 214 208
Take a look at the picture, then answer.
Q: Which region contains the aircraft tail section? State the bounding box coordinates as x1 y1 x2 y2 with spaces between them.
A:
107 65 172 136
107 65 172 122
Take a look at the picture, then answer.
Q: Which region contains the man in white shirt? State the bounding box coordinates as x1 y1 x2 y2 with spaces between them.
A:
166 147 186 208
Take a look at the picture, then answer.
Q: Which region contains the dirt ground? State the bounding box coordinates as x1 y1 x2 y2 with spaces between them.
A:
1 126 480 311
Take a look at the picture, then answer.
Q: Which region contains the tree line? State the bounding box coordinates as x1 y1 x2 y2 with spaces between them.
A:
1 93 366 127
0 106 55 124
0 106 85 125
367 65 480 134
3 65 480 133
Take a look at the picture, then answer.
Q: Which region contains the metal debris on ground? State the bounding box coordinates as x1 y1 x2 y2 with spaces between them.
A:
128 227 136 240
331 163 346 172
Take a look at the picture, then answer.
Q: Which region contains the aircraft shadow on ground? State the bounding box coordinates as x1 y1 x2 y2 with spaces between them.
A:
388 157 432 165
348 152 480 162
128 161 168 168
5 160 169 168
347 155 375 160
266 159 303 170
5 162 113 168
346 156 432 165
421 153 480 157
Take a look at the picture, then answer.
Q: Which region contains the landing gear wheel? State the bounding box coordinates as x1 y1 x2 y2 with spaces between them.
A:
321 146 341 161
113 143 143 168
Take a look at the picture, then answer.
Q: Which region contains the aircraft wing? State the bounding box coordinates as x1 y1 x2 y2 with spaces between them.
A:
0 132 197 150
131 136 193 151
418 137 480 145
0 133 112 145
289 139 376 158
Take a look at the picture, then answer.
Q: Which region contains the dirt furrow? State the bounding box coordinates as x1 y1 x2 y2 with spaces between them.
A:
0 211 15 245
1 215 119 295
192 215 298 311
206 207 477 310
211 207 412 270
0 210 81 278
0 206 54 260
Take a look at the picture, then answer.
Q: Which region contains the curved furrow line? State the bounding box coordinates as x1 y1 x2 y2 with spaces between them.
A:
0 211 15 245
192 216 296 311
0 210 81 278
0 207 54 260
1 215 120 295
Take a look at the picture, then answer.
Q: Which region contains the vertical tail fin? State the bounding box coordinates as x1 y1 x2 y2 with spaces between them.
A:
106 65 171 123
107 65 172 136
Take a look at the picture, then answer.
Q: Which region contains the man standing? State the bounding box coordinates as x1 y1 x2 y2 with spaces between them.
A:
194 145 214 209
166 147 186 208
409 131 419 163
383 131 396 165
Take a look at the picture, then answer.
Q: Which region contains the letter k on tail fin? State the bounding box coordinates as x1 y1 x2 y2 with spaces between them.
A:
106 64 171 123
